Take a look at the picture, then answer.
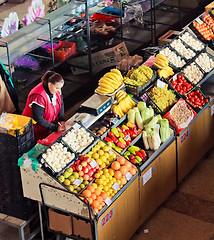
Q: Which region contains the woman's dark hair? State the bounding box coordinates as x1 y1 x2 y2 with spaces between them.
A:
41 71 64 87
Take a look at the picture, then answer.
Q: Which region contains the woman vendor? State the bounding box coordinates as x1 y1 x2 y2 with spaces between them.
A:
22 71 66 141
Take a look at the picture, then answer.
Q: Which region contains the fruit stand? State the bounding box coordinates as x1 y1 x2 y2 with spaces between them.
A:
16 9 214 240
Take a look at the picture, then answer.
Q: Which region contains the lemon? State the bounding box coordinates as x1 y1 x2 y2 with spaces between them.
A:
92 153 99 159
96 159 102 165
91 183 98 189
94 173 100 179
102 145 110 152
101 163 106 169
100 175 106 180
98 149 104 156
100 156 107 162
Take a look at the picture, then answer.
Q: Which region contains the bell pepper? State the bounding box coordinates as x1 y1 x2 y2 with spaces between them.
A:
107 141 116 148
126 121 136 129
129 155 137 164
115 146 123 153
140 149 146 158
135 151 143 159
116 127 122 132
135 156 142 163
117 141 126 149
118 137 126 146
124 151 131 157
122 124 129 130
128 146 136 155
111 127 120 138
119 132 125 138
108 132 118 143
104 137 114 143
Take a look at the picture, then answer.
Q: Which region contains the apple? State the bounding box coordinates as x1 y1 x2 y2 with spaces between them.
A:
58 175 65 183
83 180 89 185
71 165 76 171
87 164 92 170
75 160 81 165
82 167 89 174
89 176 93 181
79 155 85 161
81 161 87 167
76 165 82 171
68 185 74 192
80 183 85 189
79 170 84 177
83 174 89 181
76 186 81 192
88 169 94 177
84 156 90 162
68 175 75 183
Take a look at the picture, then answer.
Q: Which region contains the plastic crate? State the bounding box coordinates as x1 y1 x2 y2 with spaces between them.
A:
49 41 76 62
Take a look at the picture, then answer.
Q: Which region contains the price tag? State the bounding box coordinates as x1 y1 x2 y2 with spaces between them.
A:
141 93 149 102
73 179 82 186
173 75 177 81
104 197 112 206
124 135 131 141
90 160 98 168
73 123 81 130
157 79 166 89
125 172 132 181
153 124 160 131
109 150 114 155
142 166 153 185
211 104 214 116
112 118 119 125
196 18 203 24
112 182 120 191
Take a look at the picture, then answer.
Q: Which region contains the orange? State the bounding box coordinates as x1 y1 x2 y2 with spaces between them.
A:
91 200 100 209
120 177 127 185
111 161 120 171
95 188 101 196
119 166 128 176
101 202 105 207
82 190 91 198
114 171 122 180
130 167 136 176
100 192 108 200
97 196 103 203
124 161 132 171
117 156 126 165
88 197 93 205
98 204 102 210
93 208 99 214
91 193 97 200
87 185 95 193
108 168 114 176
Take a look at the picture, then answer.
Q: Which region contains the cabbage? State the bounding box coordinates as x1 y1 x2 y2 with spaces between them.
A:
159 119 170 143
127 109 136 124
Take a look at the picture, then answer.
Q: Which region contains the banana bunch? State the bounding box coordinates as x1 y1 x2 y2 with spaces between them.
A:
111 90 136 118
154 53 174 79
96 69 123 94
157 66 174 79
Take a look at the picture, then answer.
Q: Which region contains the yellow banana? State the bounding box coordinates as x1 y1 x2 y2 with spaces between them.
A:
156 53 168 62
110 69 123 80
104 72 119 83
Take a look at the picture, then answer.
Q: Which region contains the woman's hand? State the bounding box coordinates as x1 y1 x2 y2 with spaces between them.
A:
57 121 66 132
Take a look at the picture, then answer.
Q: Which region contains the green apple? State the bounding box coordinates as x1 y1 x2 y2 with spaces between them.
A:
63 171 72 178
73 190 77 193
83 180 89 185
66 168 73 174
63 179 70 186
80 183 85 189
78 176 83 181
76 186 81 192
68 185 74 192
73 172 79 178
68 175 76 183
58 175 65 183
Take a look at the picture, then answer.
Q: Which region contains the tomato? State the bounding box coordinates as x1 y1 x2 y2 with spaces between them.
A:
205 99 209 103
195 89 200 94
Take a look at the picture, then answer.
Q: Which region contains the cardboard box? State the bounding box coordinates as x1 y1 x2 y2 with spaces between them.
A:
48 208 72 236
158 30 180 46
205 1 214 12
73 216 93 240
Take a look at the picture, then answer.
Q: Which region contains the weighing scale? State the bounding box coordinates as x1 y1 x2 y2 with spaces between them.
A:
79 94 112 115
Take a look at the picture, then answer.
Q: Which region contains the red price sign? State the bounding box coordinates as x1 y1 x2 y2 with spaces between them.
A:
101 208 114 228
180 129 190 144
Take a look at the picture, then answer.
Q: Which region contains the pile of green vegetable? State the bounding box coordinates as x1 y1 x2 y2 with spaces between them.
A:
148 85 177 112
127 101 171 151
124 65 153 86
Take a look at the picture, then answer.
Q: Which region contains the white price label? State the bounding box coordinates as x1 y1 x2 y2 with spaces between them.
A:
73 179 82 186
211 104 214 116
157 79 166 88
90 160 98 168
112 182 120 191
196 18 203 24
142 167 153 185
124 135 131 141
173 75 177 81
109 150 114 155
104 197 112 206
73 123 81 130
125 172 132 181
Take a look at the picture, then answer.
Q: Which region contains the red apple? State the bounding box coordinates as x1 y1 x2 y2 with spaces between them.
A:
88 170 94 177
79 155 85 161
79 170 84 177
76 165 82 171
83 174 89 181
71 165 76 171
89 176 93 181
82 167 89 174
87 164 92 170
81 161 87 167
75 160 81 165
84 156 90 162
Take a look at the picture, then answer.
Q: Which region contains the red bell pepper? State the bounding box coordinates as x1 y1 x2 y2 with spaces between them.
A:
108 131 118 143
135 151 143 159
117 126 122 132
104 136 114 143
117 141 126 149
140 149 146 158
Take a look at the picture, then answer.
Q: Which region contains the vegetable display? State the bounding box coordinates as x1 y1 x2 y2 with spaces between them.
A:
203 13 214 32
180 31 204 51
124 145 147 164
183 62 204 85
123 65 153 86
148 84 177 112
62 126 94 153
170 74 193 94
186 89 209 108
195 52 214 73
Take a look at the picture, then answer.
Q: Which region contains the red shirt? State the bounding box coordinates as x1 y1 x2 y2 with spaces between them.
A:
22 83 62 141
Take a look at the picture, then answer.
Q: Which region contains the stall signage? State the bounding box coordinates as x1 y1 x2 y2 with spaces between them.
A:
101 208 114 228
180 128 190 144
211 104 214 116
142 166 153 185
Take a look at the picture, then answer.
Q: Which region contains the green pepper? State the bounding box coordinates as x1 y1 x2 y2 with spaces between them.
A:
135 156 142 163
119 137 126 146
114 146 123 153
128 145 137 155
107 141 116 148
111 127 120 138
